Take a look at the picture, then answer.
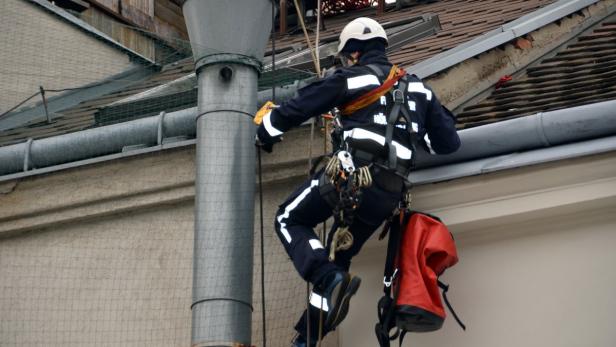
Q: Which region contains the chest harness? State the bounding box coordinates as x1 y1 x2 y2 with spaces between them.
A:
323 64 419 260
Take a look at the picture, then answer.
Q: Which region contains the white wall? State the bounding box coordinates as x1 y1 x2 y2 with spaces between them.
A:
340 152 616 347
343 208 616 347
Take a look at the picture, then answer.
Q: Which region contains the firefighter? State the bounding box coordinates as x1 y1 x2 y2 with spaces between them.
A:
255 17 460 346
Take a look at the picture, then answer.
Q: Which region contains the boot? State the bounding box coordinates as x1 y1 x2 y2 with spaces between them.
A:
291 334 316 347
313 270 361 331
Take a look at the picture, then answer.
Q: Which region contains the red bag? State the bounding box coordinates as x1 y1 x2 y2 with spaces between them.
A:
375 212 465 347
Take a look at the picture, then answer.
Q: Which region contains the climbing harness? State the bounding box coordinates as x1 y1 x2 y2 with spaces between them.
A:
320 150 373 261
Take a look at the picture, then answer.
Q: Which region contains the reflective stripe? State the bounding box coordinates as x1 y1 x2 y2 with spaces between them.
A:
411 122 419 133
408 82 432 101
408 101 416 111
347 75 380 90
343 128 412 160
309 239 324 250
276 180 319 243
424 134 436 154
373 113 387 125
309 292 329 312
263 110 284 137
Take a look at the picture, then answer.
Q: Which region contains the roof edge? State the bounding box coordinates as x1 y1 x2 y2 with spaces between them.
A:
26 0 156 65
409 0 599 79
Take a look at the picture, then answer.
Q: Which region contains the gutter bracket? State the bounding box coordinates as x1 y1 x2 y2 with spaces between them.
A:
157 111 166 146
536 113 552 147
23 138 34 172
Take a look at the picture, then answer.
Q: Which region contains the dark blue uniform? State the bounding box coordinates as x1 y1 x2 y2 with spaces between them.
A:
257 49 460 340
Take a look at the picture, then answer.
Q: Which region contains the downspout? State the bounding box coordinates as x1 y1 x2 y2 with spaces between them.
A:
179 1 273 346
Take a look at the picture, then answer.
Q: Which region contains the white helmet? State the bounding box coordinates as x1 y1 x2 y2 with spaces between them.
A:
337 17 388 54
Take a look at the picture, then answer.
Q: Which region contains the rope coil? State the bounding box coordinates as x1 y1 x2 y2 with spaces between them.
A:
329 226 353 261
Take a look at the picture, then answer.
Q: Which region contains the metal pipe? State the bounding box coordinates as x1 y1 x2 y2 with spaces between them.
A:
413 100 616 169
0 107 197 175
191 63 258 346
180 0 273 345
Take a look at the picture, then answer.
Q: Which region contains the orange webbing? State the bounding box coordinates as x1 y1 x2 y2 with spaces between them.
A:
340 65 406 116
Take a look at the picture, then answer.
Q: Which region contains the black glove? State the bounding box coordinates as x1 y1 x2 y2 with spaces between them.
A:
255 125 281 153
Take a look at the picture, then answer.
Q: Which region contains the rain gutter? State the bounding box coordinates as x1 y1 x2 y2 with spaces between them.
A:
1 100 616 182
25 0 156 65
410 135 616 185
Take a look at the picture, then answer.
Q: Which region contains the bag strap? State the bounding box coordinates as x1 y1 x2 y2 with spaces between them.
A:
375 212 407 347
438 280 466 330
383 212 405 296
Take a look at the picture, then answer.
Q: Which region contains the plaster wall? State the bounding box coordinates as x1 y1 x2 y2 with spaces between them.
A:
0 129 614 347
0 135 336 347
340 152 616 347
0 0 136 113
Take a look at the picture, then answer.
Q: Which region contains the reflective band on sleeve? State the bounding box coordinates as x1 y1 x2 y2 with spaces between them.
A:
276 180 320 243
411 122 419 133
347 75 380 90
309 239 324 250
343 128 412 160
408 82 432 101
263 110 284 137
424 134 436 155
309 292 329 312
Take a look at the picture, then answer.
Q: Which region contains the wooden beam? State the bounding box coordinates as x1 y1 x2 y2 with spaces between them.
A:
377 0 385 15
280 0 287 34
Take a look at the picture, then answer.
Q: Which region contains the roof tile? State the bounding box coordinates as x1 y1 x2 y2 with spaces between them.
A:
457 21 616 128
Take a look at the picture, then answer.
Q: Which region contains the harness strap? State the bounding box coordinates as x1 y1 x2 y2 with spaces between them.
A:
340 65 406 115
384 77 407 171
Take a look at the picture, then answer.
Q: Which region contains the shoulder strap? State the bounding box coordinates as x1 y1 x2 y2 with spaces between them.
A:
365 64 387 80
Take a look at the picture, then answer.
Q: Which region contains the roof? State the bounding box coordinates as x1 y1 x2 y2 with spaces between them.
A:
0 0 555 148
457 18 616 128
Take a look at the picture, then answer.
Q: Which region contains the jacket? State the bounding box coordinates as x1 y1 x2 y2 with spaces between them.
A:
257 50 460 158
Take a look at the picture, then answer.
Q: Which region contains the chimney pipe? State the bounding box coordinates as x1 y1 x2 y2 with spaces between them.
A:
179 1 274 345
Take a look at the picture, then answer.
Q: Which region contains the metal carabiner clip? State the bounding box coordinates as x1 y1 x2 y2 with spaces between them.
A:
383 268 399 288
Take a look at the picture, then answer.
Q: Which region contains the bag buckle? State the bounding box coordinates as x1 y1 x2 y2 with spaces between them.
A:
383 268 398 287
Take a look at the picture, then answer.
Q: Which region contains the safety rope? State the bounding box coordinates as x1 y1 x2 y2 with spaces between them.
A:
255 5 280 347
292 0 321 75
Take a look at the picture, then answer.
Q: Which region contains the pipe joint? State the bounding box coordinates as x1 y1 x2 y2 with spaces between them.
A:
195 53 263 75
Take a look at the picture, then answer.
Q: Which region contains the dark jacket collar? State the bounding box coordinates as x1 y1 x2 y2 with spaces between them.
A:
358 50 391 67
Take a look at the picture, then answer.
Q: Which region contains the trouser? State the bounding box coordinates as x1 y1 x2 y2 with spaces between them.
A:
274 168 403 340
